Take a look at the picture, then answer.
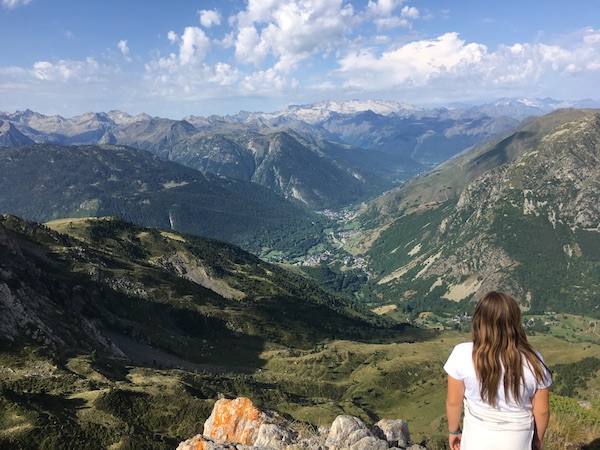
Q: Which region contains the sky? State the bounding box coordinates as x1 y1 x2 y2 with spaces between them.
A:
1 0 599 119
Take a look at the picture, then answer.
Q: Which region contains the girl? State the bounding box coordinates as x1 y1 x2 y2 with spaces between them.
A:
444 291 552 449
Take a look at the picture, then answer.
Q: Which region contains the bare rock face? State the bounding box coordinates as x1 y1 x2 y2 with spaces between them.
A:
177 397 426 450
0 216 126 357
154 251 245 300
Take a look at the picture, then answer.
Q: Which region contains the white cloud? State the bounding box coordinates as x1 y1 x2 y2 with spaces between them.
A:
220 31 236 48
1 0 32 9
199 9 221 28
233 0 354 71
584 30 600 45
167 31 178 44
31 58 101 82
143 59 244 102
370 3 420 30
179 27 211 65
338 33 486 87
234 26 264 66
0 66 26 75
210 62 243 85
367 0 403 16
335 30 600 102
117 40 132 63
118 40 129 55
374 16 410 29
401 5 419 20
237 0 280 26
241 67 289 94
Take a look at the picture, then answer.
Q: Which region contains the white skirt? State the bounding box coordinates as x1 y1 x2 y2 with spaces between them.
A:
461 399 534 450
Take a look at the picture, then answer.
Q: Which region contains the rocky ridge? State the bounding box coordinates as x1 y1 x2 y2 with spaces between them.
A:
365 109 600 312
177 397 425 450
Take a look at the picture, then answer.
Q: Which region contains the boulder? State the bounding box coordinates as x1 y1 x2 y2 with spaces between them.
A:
325 415 371 448
253 423 296 448
176 434 239 450
349 435 390 450
372 419 411 448
203 397 286 446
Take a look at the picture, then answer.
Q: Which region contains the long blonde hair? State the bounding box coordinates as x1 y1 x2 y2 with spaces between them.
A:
472 291 550 406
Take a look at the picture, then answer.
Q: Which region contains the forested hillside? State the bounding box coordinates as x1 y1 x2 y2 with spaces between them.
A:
0 144 329 259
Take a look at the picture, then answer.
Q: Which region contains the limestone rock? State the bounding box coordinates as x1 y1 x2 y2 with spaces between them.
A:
253 424 296 448
348 435 390 450
203 397 286 446
178 397 418 449
372 419 411 448
325 415 371 448
176 434 239 450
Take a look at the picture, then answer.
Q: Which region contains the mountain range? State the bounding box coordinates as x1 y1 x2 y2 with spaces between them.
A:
1 98 599 307
354 109 600 317
6 98 585 211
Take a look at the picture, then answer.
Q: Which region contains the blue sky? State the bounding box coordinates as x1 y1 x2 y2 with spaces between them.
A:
1 0 599 118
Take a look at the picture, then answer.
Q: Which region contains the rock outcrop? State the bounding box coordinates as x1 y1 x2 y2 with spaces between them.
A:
177 397 426 450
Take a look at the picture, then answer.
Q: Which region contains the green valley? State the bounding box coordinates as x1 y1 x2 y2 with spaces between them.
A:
0 214 599 449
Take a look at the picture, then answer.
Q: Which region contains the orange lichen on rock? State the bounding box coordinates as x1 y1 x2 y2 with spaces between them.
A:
192 438 208 450
203 397 267 445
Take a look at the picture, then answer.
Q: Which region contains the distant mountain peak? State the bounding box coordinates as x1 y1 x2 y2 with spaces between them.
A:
107 110 153 125
0 120 35 147
271 99 423 124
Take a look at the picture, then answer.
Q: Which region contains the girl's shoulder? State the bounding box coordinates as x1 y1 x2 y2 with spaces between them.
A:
453 341 473 353
445 341 474 375
447 341 473 361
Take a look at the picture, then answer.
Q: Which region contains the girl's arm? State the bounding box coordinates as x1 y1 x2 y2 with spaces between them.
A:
532 387 550 449
446 375 465 450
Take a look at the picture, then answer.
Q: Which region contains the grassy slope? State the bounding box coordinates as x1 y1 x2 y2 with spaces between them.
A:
2 328 600 449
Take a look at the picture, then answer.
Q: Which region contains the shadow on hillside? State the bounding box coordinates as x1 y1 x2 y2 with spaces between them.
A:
99 296 434 377
3 389 87 421
98 294 269 374
471 130 535 173
583 439 600 450
103 330 237 374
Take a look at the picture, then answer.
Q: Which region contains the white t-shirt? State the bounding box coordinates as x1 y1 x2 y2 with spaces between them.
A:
444 342 552 412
